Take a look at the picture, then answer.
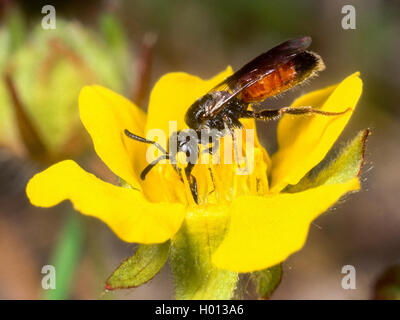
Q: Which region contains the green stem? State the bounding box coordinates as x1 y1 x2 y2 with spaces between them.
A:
43 211 83 300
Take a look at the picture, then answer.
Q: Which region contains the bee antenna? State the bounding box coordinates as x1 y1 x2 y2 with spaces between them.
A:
124 129 168 155
140 155 169 180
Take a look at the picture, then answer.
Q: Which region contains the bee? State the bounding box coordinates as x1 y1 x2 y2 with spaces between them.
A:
125 36 348 204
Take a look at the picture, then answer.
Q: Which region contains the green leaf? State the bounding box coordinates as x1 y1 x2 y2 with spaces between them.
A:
106 241 170 290
253 264 282 299
287 129 370 192
170 212 238 300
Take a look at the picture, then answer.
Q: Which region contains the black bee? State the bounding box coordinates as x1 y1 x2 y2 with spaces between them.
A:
125 36 348 204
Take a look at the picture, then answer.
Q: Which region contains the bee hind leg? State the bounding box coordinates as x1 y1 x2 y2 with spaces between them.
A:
242 106 351 121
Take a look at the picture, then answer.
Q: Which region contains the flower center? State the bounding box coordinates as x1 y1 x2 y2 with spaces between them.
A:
160 138 270 206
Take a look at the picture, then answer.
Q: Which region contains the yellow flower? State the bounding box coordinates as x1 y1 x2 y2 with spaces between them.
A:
26 67 363 286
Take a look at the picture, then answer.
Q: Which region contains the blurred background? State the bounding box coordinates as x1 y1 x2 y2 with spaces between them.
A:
0 0 399 299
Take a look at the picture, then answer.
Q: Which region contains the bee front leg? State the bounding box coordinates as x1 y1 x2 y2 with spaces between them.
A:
184 163 198 204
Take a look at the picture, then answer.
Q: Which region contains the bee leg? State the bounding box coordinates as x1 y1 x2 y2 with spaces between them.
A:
185 163 198 204
201 137 220 156
242 106 351 121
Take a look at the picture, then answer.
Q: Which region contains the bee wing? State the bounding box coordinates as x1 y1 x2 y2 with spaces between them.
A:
206 36 312 116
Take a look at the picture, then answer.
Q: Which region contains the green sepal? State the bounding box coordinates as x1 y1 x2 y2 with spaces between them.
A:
287 129 370 192
170 207 238 300
252 264 282 299
105 241 170 290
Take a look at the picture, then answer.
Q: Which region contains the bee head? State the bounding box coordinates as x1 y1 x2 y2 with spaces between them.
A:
185 94 215 130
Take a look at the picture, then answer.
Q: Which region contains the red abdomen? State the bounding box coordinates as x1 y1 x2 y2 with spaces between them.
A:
240 61 297 103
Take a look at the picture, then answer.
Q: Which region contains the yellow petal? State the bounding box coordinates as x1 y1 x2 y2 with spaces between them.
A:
212 178 360 272
270 72 362 192
79 85 147 189
145 67 233 139
26 160 185 244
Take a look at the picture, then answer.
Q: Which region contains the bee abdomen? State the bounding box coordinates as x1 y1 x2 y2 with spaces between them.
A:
241 51 324 103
